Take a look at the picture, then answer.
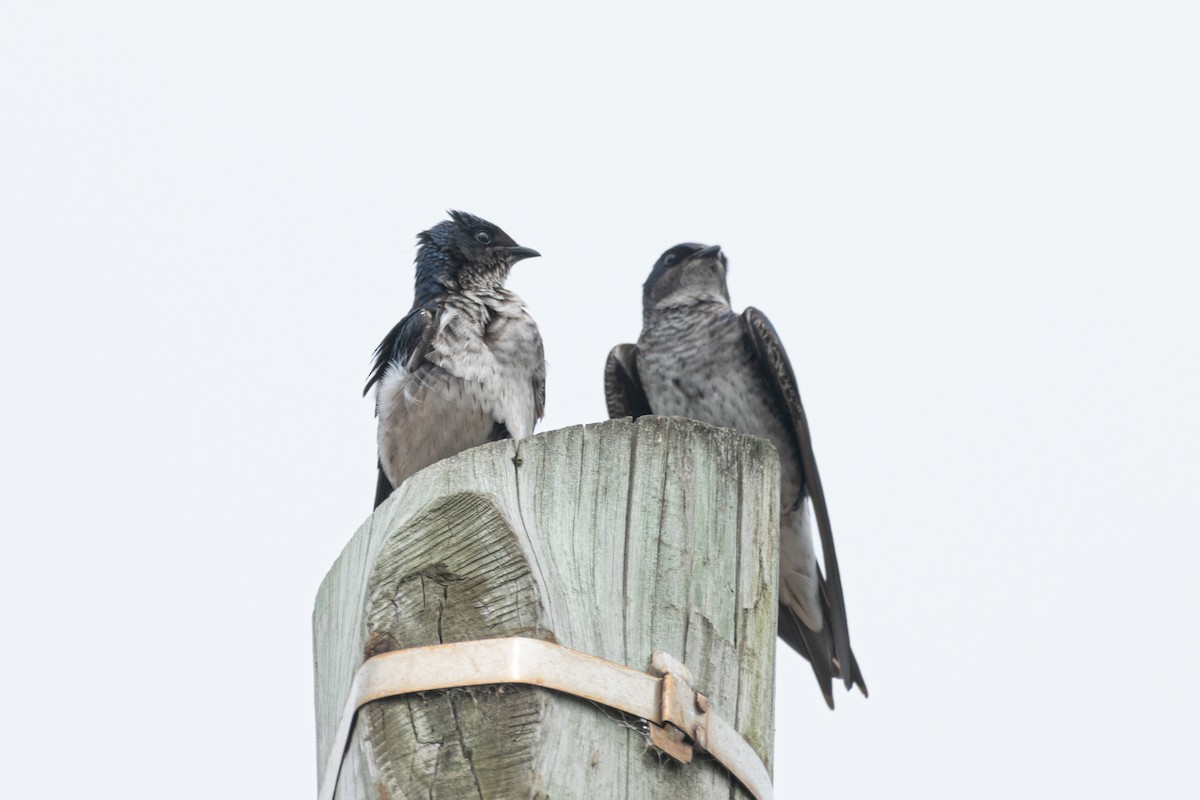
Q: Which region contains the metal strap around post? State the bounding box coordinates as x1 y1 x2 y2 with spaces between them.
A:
318 637 772 800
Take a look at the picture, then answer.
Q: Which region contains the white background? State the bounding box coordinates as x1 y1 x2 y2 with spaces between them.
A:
3 2 1198 797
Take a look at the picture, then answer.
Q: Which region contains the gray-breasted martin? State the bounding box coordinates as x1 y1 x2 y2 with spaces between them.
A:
366 211 545 508
605 243 866 708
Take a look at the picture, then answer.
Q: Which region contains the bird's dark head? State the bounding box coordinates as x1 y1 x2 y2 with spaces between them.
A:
414 210 540 296
643 243 731 311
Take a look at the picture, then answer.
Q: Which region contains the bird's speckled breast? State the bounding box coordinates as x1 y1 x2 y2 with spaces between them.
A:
637 303 805 504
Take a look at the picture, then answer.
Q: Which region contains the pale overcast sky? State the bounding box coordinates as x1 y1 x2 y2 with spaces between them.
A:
3 3 1198 798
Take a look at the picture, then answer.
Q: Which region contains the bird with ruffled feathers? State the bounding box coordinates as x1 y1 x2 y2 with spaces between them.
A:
366 210 545 508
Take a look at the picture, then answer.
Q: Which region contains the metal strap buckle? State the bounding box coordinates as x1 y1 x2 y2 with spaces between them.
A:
648 651 709 763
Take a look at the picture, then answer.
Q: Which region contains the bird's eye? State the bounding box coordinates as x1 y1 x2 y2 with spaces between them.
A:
474 231 491 244
663 253 677 266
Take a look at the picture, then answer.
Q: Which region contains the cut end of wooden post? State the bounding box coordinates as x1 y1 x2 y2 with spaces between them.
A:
314 417 779 799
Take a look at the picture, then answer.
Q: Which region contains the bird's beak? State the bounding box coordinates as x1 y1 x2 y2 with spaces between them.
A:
691 244 722 260
505 246 541 263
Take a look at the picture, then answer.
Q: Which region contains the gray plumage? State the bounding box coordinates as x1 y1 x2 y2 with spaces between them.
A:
605 243 866 708
366 210 545 508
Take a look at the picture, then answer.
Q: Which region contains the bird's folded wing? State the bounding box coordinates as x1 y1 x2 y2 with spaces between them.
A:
364 306 438 398
740 306 854 689
604 343 653 419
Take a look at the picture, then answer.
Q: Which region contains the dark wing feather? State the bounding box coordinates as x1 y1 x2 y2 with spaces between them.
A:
363 306 437 399
604 343 653 419
778 602 837 710
373 461 394 509
741 306 862 693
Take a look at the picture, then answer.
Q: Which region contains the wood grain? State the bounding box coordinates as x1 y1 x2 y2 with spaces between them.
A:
313 417 780 799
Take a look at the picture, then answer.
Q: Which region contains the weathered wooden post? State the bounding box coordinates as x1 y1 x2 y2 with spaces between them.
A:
314 417 779 799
